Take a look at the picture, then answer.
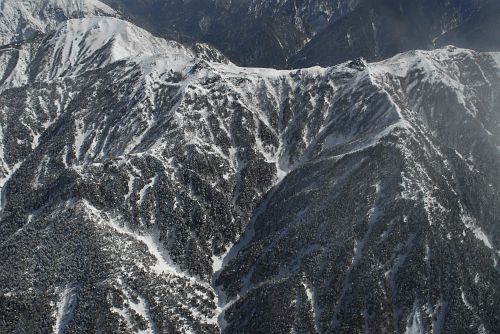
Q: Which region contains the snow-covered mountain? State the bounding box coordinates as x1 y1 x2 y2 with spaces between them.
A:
97 0 359 67
0 6 499 334
289 0 499 67
99 0 500 68
0 0 117 46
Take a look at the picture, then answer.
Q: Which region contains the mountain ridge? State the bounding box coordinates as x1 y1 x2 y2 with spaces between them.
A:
0 7 498 334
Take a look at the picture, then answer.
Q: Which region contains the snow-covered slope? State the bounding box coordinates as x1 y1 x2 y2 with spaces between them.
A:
0 0 117 46
0 15 499 334
46 17 194 78
0 16 226 91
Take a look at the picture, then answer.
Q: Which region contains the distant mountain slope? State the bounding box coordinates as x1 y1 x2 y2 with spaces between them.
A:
0 0 117 46
435 1 500 52
103 0 354 68
0 15 499 333
289 0 498 67
5 0 494 69
101 0 499 68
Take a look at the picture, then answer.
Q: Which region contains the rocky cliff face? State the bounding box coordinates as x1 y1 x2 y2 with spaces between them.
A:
0 6 499 334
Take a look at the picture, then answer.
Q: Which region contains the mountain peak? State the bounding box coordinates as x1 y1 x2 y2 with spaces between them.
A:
48 17 190 75
0 0 117 46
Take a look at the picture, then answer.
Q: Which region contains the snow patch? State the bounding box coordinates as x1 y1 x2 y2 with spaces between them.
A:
83 201 195 281
462 214 496 251
53 285 78 334
110 287 156 334
489 52 500 76
432 298 448 334
405 303 424 334
302 281 320 333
